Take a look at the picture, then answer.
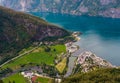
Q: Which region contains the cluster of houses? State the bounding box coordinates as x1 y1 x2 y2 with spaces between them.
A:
76 51 114 72
65 42 78 53
21 71 40 83
72 32 81 41
20 66 45 83
21 71 62 83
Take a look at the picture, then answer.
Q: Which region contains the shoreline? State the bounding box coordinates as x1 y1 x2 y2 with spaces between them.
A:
65 31 116 77
71 31 116 68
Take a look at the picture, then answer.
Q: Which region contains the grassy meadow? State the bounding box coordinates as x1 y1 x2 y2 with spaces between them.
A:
36 77 52 83
56 57 67 73
2 45 66 70
3 73 28 83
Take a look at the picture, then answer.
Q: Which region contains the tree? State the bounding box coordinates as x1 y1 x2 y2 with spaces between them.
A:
9 81 11 83
0 80 4 83
44 47 51 52
13 81 15 83
53 49 56 52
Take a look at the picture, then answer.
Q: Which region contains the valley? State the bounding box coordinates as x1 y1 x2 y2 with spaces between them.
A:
0 1 120 83
0 44 67 83
1 30 119 83
0 6 70 67
0 6 72 83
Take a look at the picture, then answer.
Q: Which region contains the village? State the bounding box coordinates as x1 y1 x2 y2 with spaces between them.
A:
21 71 61 83
13 32 79 83
1 31 116 83
76 51 115 73
65 32 115 76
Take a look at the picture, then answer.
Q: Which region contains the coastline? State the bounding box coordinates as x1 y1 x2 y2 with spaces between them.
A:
31 12 120 66
65 31 116 77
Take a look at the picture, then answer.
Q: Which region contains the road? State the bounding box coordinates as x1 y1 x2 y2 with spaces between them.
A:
64 40 85 77
0 43 42 68
64 57 76 77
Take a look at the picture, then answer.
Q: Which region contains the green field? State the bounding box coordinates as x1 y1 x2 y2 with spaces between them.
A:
56 57 67 73
2 45 66 70
36 77 51 83
2 73 28 83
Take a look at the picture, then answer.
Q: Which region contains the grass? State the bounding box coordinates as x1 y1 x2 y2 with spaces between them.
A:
2 73 28 83
36 77 51 83
2 45 66 70
56 57 67 73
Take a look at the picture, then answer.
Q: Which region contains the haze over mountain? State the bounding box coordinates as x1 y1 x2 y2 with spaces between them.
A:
0 0 120 18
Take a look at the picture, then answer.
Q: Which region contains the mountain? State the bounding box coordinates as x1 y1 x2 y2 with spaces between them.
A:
62 68 120 83
0 0 120 18
0 6 70 65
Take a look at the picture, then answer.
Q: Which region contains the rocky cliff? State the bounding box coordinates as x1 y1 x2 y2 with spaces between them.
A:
0 6 69 64
0 0 120 18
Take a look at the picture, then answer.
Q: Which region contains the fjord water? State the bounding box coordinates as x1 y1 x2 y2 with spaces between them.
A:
30 12 120 66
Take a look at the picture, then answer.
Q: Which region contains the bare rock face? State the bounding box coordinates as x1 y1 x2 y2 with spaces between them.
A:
99 8 120 18
100 0 116 5
0 0 120 18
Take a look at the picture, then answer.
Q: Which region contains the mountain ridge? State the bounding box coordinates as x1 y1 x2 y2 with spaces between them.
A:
0 0 120 18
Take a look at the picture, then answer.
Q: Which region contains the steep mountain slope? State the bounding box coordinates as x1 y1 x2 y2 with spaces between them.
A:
0 6 69 65
0 0 120 18
62 68 120 83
